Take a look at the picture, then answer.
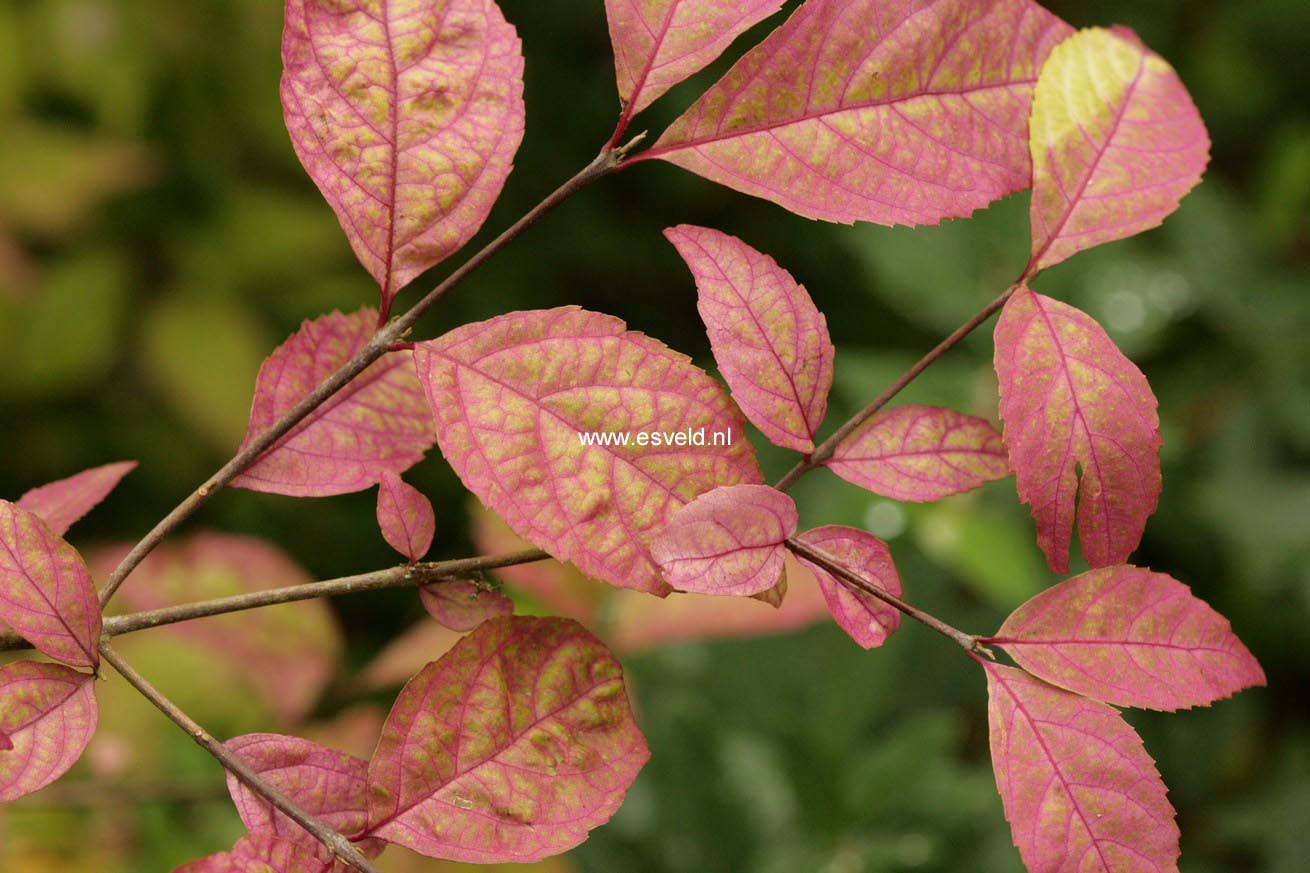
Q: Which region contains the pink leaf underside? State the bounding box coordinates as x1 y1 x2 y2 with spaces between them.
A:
281 0 526 310
468 500 829 650
375 471 435 561
825 404 1009 501
175 833 349 873
649 484 797 596
642 0 1072 225
664 225 833 452
606 0 785 117
231 308 436 497
96 532 341 723
15 460 137 537
984 662 1179 873
988 564 1266 711
994 288 1161 573
1026 26 1210 277
0 660 98 802
419 578 514 632
412 306 762 596
793 525 901 649
224 733 384 859
363 615 650 864
0 501 101 669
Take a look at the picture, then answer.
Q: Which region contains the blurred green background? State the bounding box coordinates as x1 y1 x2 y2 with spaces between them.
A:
1 0 1307 870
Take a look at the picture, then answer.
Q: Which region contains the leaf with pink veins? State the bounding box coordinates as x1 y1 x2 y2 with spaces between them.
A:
825 405 1009 501
0 660 98 802
231 308 436 497
375 471 435 562
984 661 1179 872
412 306 761 596
281 0 526 313
419 579 514 632
16 461 137 536
793 525 901 650
664 225 833 452
605 0 785 123
0 501 101 669
362 616 649 863
1025 27 1210 278
224 733 384 859
175 832 348 872
649 484 796 596
986 564 1266 711
639 0 1072 225
994 287 1161 573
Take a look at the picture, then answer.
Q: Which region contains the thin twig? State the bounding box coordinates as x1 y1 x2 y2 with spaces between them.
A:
785 536 991 657
98 147 623 606
773 285 1018 491
0 549 548 654
98 643 381 873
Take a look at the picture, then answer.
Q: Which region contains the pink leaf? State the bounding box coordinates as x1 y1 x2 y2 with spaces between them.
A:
413 306 761 595
363 616 649 863
606 0 784 120
1026 27 1210 277
375 472 435 562
0 500 101 669
664 225 833 452
281 0 525 312
639 0 1071 225
825 405 1009 501
95 533 342 723
649 484 796 596
0 660 98 802
994 287 1161 572
175 833 347 873
419 579 514 632
986 564 1266 711
983 661 1179 872
793 525 901 649
224 733 383 859
16 461 137 537
231 309 436 497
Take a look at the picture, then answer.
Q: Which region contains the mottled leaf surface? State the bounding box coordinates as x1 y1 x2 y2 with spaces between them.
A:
826 405 1009 501
1027 27 1209 276
606 0 784 118
793 525 901 649
281 0 526 311
985 662 1179 872
419 579 514 632
0 660 98 802
994 288 1160 572
988 564 1266 711
232 309 436 497
665 225 833 451
99 533 341 723
175 832 346 873
650 484 796 596
363 616 649 863
413 307 761 595
376 471 435 562
224 733 382 858
0 500 101 668
643 0 1071 224
16 460 137 536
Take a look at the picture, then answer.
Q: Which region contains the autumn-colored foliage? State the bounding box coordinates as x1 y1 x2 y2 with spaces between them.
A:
0 2 1261 872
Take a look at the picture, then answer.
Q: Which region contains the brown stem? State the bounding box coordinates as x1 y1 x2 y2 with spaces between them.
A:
0 549 549 654
784 536 991 656
97 147 622 607
773 284 1018 492
98 643 381 873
